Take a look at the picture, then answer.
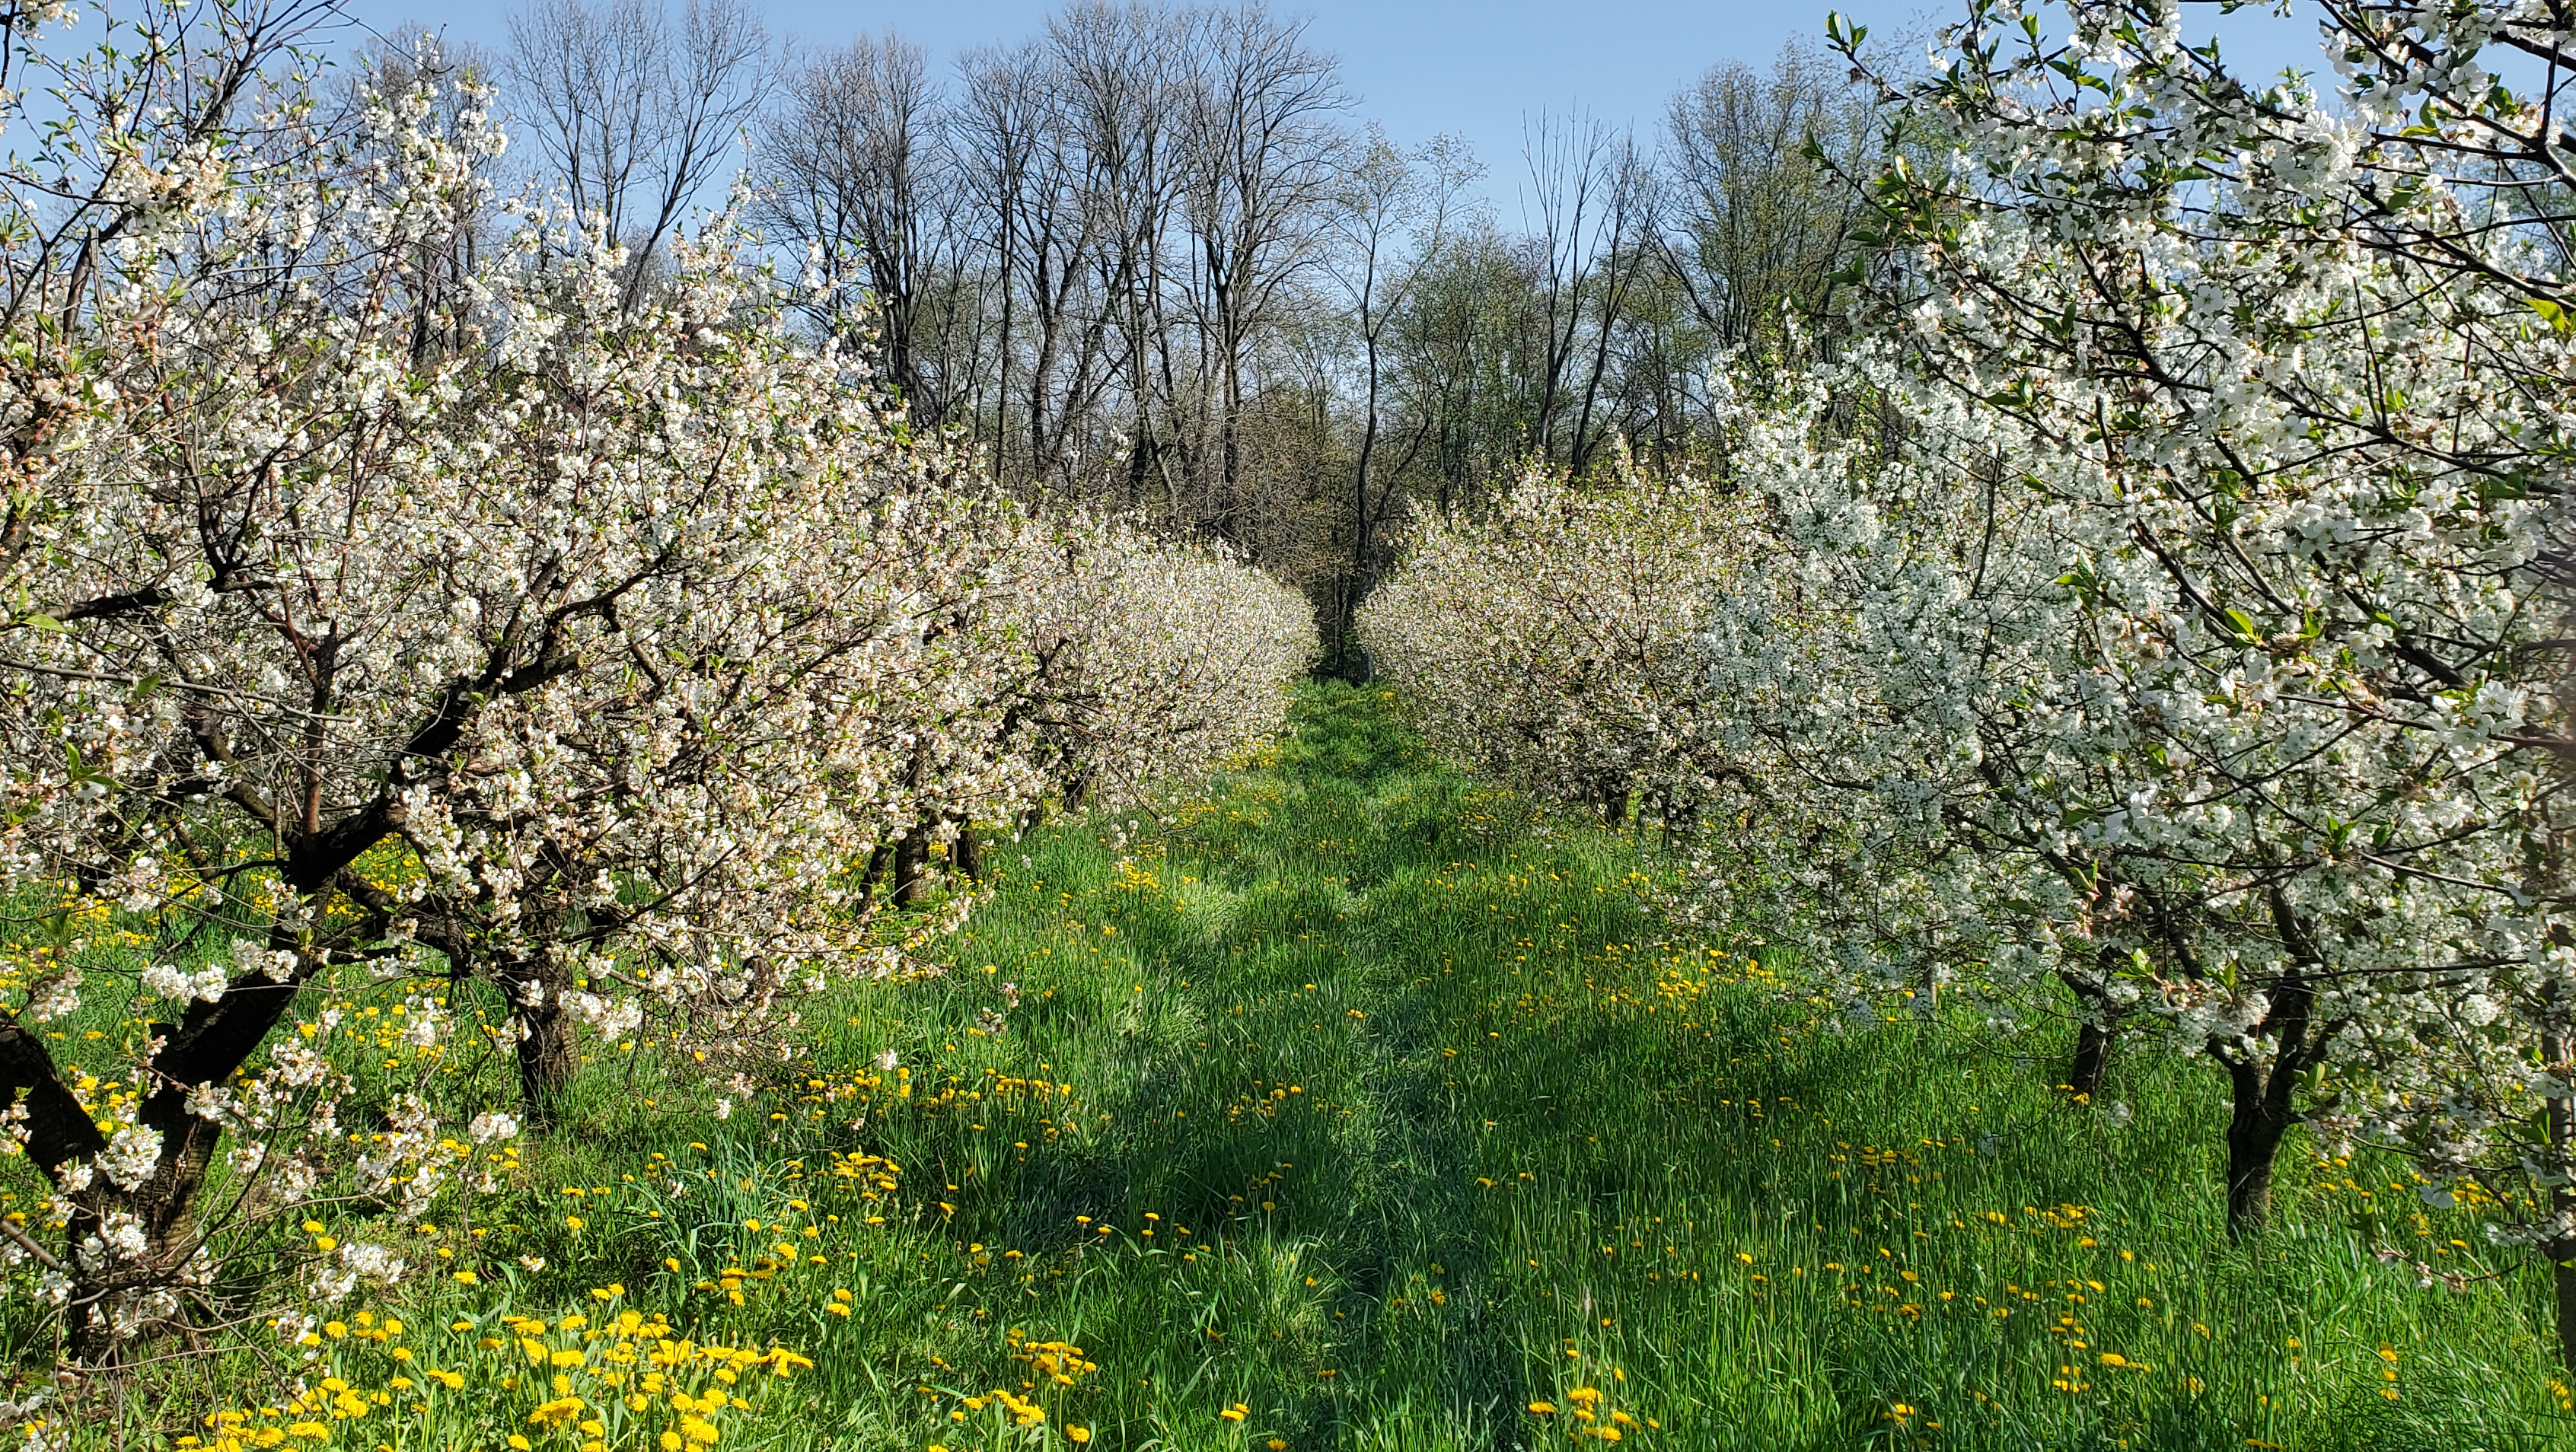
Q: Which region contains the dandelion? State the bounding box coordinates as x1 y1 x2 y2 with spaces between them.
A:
1220 1403 1250 1422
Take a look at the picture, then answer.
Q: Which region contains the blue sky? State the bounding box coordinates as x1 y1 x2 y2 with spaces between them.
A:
336 0 2336 215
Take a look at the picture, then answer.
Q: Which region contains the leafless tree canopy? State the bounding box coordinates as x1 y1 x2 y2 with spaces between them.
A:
454 2 1880 673
505 0 772 304
1663 42 1874 356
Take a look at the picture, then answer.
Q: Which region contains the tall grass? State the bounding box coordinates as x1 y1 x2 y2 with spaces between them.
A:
64 684 2574 1450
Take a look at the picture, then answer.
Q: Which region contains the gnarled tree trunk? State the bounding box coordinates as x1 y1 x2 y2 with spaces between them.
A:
2216 1046 2300 1235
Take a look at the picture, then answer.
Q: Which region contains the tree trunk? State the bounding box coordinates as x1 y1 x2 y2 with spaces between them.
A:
2212 902 2335 1237
2555 1256 2576 1384
36 927 317 1361
1347 326 1382 681
507 955 580 1129
2069 1017 2114 1100
953 824 982 883
892 823 934 908
2217 1049 2297 1237
854 842 892 912
2059 950 2124 1099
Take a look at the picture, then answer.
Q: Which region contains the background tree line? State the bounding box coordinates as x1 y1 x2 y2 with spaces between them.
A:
378 0 1879 673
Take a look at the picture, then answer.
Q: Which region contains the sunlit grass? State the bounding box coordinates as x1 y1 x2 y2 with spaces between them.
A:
59 683 2576 1450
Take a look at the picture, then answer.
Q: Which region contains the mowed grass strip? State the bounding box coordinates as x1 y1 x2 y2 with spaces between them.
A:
727 683 2563 1450
145 683 2575 1450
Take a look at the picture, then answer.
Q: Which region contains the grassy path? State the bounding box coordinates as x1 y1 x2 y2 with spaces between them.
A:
483 686 2563 1452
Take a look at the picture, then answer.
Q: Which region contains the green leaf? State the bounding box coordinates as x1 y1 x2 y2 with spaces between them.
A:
20 612 65 633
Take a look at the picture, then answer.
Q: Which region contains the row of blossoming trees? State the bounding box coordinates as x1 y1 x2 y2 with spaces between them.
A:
1367 0 2576 1371
0 1 1310 1358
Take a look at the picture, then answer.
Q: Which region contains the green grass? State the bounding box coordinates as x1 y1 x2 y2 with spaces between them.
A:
52 683 2576 1450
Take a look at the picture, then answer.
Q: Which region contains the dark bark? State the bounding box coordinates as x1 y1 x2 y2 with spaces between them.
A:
2060 951 2122 1099
2555 1256 2576 1384
506 955 581 1129
892 823 934 908
2208 893 2342 1237
2070 1017 2114 1099
0 1021 110 1177
56 922 327 1358
952 824 983 883
2218 1047 2298 1236
2212 969 2319 1234
856 843 892 906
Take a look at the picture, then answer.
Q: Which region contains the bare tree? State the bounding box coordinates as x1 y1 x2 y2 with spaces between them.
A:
1661 41 1873 361
503 0 771 306
758 31 969 419
1049 1 1193 511
955 34 1122 492
1175 2 1349 521
1383 218 1539 517
467 1 1875 599
1521 109 1653 476
1321 126 1475 673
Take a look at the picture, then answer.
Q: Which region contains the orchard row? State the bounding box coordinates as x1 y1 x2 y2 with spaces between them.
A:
1365 0 2576 1374
0 16 1310 1363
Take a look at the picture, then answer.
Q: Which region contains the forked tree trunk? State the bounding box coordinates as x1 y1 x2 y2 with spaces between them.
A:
30 930 320 1361
2214 1038 2304 1237
2210 901 2341 1237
